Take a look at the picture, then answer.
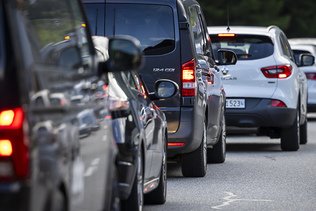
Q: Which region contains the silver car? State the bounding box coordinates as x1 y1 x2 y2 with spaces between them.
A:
290 43 316 112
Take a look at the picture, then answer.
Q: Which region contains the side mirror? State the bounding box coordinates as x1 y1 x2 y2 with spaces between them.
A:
216 49 237 65
149 80 179 100
299 54 315 67
98 36 143 73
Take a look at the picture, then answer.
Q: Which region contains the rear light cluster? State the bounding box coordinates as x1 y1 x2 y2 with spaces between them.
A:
305 73 316 80
181 59 197 97
271 99 287 107
0 108 29 181
168 142 185 147
261 65 292 79
217 33 236 37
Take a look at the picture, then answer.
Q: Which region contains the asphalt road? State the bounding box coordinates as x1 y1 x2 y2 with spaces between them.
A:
145 115 316 211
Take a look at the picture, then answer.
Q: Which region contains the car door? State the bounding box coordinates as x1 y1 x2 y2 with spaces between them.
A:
121 71 155 181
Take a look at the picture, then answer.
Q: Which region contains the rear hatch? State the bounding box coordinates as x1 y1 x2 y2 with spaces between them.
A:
210 34 278 106
0 7 29 182
84 2 182 132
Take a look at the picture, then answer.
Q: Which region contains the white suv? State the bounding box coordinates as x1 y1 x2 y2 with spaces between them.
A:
208 26 311 150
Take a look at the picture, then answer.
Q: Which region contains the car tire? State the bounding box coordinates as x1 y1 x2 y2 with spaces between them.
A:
122 148 144 211
144 135 167 204
181 121 207 177
207 116 226 163
299 117 308 145
281 109 300 151
50 189 67 211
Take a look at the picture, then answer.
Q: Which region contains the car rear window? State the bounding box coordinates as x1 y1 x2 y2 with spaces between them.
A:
112 4 175 56
210 35 274 60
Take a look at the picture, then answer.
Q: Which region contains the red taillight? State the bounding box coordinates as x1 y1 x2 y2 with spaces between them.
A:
168 142 185 147
0 108 29 180
271 99 287 107
218 33 236 37
0 108 23 128
261 65 292 79
181 59 196 97
305 72 316 80
0 140 13 156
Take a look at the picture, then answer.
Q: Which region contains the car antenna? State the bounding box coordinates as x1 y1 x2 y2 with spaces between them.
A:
226 0 230 32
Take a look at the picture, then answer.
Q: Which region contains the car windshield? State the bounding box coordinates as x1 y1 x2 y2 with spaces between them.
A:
210 35 274 61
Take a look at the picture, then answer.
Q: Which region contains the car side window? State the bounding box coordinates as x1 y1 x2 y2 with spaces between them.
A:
280 33 294 61
24 0 93 73
189 6 204 55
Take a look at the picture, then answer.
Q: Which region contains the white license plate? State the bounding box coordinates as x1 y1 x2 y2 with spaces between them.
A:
226 99 245 108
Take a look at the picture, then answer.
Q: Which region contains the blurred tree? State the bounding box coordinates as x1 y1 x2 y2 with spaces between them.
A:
283 0 316 37
198 0 316 38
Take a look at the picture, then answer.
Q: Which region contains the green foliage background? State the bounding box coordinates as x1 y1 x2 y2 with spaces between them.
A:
198 0 316 38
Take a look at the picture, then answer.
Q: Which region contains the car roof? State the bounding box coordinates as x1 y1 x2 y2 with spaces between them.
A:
208 26 275 37
288 38 316 45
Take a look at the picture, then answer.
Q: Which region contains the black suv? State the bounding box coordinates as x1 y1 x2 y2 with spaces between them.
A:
83 0 236 177
0 0 142 211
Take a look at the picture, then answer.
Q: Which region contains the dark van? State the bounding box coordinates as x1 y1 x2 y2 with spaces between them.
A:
83 0 237 177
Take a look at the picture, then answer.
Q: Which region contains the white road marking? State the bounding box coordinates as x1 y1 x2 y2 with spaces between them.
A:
91 158 100 166
211 192 273 210
102 135 107 142
84 158 100 177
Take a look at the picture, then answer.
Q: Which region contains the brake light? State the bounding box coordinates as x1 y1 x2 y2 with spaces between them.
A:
261 65 292 79
168 142 185 147
0 140 13 156
271 100 287 107
305 72 316 80
218 33 236 37
0 108 29 180
181 59 196 97
0 110 14 126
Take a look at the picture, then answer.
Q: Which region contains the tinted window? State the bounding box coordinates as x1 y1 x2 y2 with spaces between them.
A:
280 33 294 60
112 4 175 55
210 35 274 60
26 0 92 72
189 6 204 54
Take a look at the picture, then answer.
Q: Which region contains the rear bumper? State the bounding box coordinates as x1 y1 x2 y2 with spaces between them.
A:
0 182 29 211
166 107 204 158
225 98 296 128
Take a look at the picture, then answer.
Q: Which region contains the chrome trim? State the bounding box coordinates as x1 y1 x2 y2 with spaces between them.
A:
143 177 159 194
117 161 133 166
